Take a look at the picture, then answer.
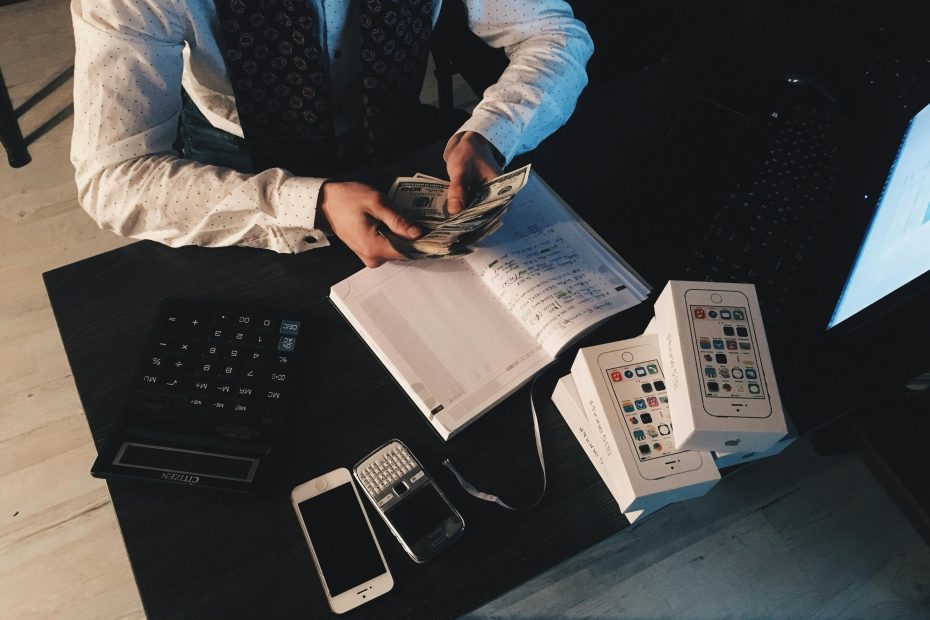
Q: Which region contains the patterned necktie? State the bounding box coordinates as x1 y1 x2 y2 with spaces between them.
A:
213 0 433 175
359 0 433 160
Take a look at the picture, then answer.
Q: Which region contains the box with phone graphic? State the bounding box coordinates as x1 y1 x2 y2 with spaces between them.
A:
552 374 667 523
654 281 788 453
570 334 720 513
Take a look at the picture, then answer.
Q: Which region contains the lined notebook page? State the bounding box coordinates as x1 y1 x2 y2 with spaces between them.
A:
330 258 553 439
465 175 648 356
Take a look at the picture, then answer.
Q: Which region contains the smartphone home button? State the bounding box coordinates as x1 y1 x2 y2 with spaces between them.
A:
316 479 328 491
621 352 634 362
711 293 723 303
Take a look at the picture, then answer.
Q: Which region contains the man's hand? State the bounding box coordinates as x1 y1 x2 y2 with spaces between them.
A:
319 181 422 268
445 131 503 215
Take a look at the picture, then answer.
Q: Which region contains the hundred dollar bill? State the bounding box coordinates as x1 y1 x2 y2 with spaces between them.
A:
387 178 452 227
384 164 532 258
412 172 447 182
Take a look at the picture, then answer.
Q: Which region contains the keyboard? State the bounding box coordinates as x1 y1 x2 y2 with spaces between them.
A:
91 298 307 492
685 96 852 318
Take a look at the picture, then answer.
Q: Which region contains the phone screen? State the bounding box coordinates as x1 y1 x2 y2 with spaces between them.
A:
384 483 454 544
688 304 765 399
298 482 386 596
604 359 684 461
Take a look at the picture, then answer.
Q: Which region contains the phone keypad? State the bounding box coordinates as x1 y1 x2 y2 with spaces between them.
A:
357 443 419 499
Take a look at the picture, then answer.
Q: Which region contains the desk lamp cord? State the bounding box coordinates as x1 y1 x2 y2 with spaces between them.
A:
442 370 549 511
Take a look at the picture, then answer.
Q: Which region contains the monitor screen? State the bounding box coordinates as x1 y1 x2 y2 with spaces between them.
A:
829 102 930 328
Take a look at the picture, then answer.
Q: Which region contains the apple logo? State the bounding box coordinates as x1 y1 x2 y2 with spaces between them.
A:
724 438 741 447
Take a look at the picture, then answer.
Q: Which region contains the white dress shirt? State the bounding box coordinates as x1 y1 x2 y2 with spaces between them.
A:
70 0 593 253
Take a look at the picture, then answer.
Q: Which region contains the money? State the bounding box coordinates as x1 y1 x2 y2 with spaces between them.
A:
383 164 532 259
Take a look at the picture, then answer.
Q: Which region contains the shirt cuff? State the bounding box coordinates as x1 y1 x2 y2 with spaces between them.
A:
275 175 331 251
445 107 522 167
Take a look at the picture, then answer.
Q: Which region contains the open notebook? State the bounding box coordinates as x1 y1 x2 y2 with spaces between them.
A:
330 173 650 439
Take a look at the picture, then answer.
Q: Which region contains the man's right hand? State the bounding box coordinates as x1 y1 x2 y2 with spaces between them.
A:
319 181 422 268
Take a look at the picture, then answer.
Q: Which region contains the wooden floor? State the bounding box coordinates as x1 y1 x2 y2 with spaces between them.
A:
1 1 928 618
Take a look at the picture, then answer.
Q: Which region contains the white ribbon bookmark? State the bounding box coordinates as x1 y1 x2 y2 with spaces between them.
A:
442 372 549 511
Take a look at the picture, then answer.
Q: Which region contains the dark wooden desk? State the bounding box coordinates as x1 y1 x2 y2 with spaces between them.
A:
43 71 689 617
45 235 657 618
45 51 887 614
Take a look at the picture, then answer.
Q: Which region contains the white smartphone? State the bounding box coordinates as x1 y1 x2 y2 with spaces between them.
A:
354 440 464 563
684 288 773 418
596 342 705 480
291 469 393 614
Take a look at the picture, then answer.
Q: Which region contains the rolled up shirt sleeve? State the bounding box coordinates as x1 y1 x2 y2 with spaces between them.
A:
449 0 594 166
70 0 330 253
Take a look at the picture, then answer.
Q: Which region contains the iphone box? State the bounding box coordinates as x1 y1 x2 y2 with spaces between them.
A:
714 409 798 468
653 280 788 453
552 374 667 523
570 335 720 513
643 316 795 465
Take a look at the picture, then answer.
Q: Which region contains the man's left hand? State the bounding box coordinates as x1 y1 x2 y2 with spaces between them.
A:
444 131 503 215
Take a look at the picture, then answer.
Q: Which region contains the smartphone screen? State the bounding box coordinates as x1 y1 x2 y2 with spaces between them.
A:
688 304 765 399
297 482 386 596
603 359 683 461
383 483 455 544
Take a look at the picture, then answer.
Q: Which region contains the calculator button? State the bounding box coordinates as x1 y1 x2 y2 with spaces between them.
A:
236 386 256 398
208 328 226 341
141 374 160 387
255 317 276 332
162 376 183 392
161 313 183 334
277 336 297 352
235 314 253 328
251 333 274 349
267 371 287 383
211 310 233 326
215 382 233 395
240 366 260 384
262 388 285 402
196 362 216 375
280 320 301 335
246 351 264 363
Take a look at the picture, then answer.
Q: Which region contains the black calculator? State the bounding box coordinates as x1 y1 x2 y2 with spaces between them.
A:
91 298 307 492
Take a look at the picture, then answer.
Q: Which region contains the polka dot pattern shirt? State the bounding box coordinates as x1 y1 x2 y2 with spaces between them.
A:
70 0 593 253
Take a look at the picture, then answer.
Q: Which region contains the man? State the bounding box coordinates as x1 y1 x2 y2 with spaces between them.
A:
71 0 593 267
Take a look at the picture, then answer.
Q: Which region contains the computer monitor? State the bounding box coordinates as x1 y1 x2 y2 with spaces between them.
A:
829 101 930 329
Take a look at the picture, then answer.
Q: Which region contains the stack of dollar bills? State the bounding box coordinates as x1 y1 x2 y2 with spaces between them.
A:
382 164 532 259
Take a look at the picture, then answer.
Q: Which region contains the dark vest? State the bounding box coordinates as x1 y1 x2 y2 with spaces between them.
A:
213 0 434 177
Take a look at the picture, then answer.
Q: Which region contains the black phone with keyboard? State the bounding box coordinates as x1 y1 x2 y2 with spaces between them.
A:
91 297 308 492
